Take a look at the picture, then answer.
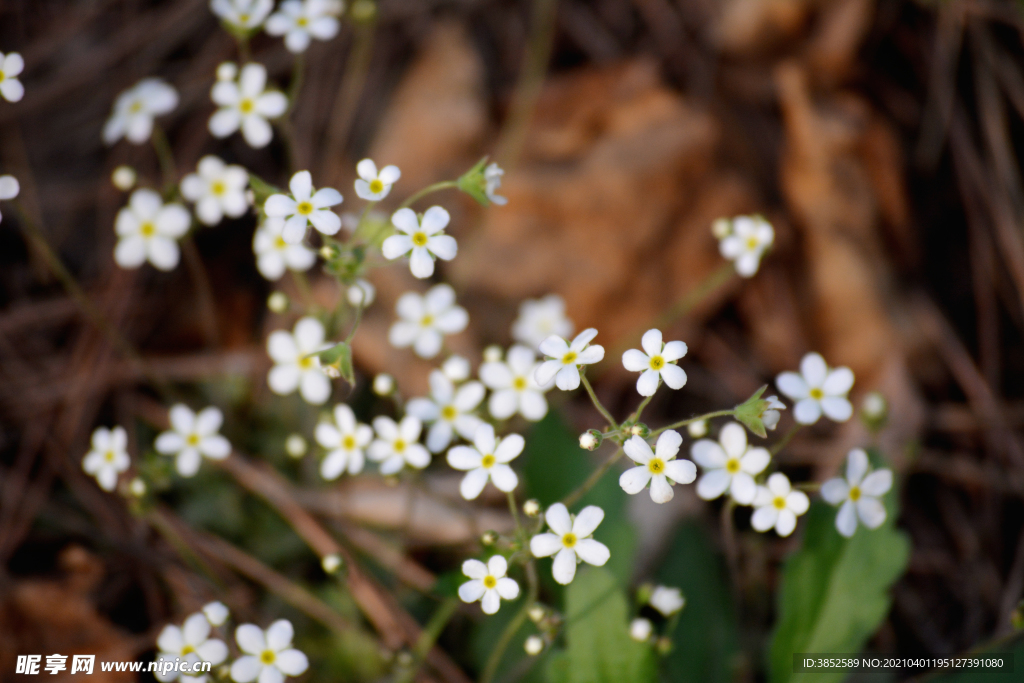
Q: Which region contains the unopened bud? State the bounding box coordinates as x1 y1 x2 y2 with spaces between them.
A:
373 373 394 396
347 279 375 307
579 429 601 451
202 601 229 626
629 423 650 438
285 434 307 458
319 245 339 260
524 635 544 656
323 365 341 379
321 554 343 574
861 391 888 433
630 618 653 642
267 291 289 313
111 165 137 191
480 531 498 546
128 477 147 497
216 61 238 81
528 604 546 623
711 217 732 239
655 636 673 655
523 499 541 518
442 355 471 382
483 345 503 363
687 419 708 438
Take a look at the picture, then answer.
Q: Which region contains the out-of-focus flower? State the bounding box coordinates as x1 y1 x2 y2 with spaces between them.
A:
284 434 307 458
480 345 550 421
484 163 507 205
210 0 273 31
630 618 653 642
619 431 697 504
512 295 573 349
446 424 524 500
388 284 468 359
382 206 457 279
315 404 372 479
266 0 342 53
372 373 394 396
347 279 375 307
103 78 177 145
265 170 343 244
691 422 770 505
535 329 604 391
354 159 400 201
82 426 130 492
0 52 25 103
649 586 686 616
621 329 688 397
154 405 231 477
524 635 544 655
267 317 332 405
111 166 137 191
442 354 471 382
716 215 774 277
776 352 854 425
821 449 893 537
687 419 708 438
761 395 786 431
406 370 484 453
229 620 308 683
253 218 317 281
180 156 249 226
0 174 19 224
530 503 610 585
202 602 230 627
751 473 809 537
113 189 190 271
209 63 287 149
368 416 431 475
459 555 519 615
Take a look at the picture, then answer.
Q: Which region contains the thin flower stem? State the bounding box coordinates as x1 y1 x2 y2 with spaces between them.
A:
323 14 377 170
150 124 178 197
507 491 524 540
353 200 377 239
561 446 624 508
182 236 220 347
395 597 461 683
291 269 314 310
629 393 655 425
480 563 538 683
237 35 251 62
344 302 364 343
654 262 736 329
398 180 458 209
581 375 618 430
651 409 736 436
770 424 802 455
793 481 821 492
721 499 740 593
287 53 305 112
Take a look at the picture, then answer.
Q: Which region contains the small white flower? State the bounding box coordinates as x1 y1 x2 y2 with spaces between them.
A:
155 613 228 683
406 370 485 453
776 352 854 425
530 503 610 585
284 434 307 458
649 586 685 616
180 156 249 226
717 215 774 277
0 52 25 103
266 0 341 53
253 217 317 281
209 63 288 149
265 170 343 244
535 328 605 391
211 0 274 30
619 431 697 504
388 284 468 359
103 78 178 145
630 618 653 642
821 449 893 538
762 395 786 431
113 189 190 271
442 354 471 382
458 555 520 615
687 419 708 438
0 174 19 225
155 405 231 477
230 620 308 683
111 166 137 191
202 601 230 627
354 158 400 201
315 404 372 480
372 373 394 396
751 473 809 537
483 162 507 205
861 391 887 421
129 478 147 496
368 416 431 475
512 295 573 350
267 317 332 405
480 345 549 421
621 329 688 397
447 424 524 500
524 635 544 655
382 206 457 279
347 279 375 307
691 422 771 505
82 426 130 492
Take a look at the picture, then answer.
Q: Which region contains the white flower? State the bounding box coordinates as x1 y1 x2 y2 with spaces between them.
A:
209 63 288 149
751 473 809 537
155 614 227 683
266 0 341 53
458 555 520 615
111 166 137 191
180 156 249 226
483 162 507 205
529 503 610 585
217 62 238 81
230 620 308 683
691 422 770 505
154 405 231 477
315 404 372 480
0 174 19 225
211 0 273 30
354 159 400 201
717 215 774 277
649 586 685 616
368 416 431 475
113 189 190 271
253 217 316 281
687 419 708 438
629 618 653 642
535 328 605 391
480 345 550 421
0 52 25 103
441 354 471 382
621 329 688 397
285 434 307 458
202 601 230 627
265 170 343 244
406 370 485 453
762 395 786 430
619 431 697 504
446 424 524 500
103 78 178 145
82 426 130 492
382 206 457 279
388 284 468 359
372 373 394 396
775 352 854 425
524 635 544 655
267 317 332 405
512 295 573 349
821 449 893 538
347 279 375 307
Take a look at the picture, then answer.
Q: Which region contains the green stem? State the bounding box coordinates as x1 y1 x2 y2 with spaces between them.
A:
352 200 377 240
770 424 801 456
398 180 458 210
394 597 460 683
237 35 251 62
581 375 618 431
150 124 178 197
291 269 314 310
481 564 538 683
344 302 364 343
287 53 305 112
721 499 740 593
629 393 655 425
561 446 624 508
654 262 736 329
651 409 736 437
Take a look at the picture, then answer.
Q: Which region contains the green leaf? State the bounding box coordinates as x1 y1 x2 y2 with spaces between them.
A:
768 495 910 683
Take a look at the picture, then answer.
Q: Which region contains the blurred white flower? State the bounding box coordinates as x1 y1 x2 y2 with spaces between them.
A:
691 422 770 505
821 449 893 538
82 426 130 492
459 555 519 615
512 295 573 349
717 215 774 277
630 618 653 642
211 0 273 31
442 354 471 382
0 52 25 103
535 328 604 391
202 601 230 627
524 635 544 655
209 63 287 148
347 279 375 307
687 419 708 438
648 585 685 616
480 345 550 421
368 416 431 475
155 613 227 683
484 162 507 205
529 503 610 585
315 404 372 480
111 166 137 191
619 431 696 504
103 77 177 144
446 424 523 500
621 329 688 397
388 284 468 359
406 370 484 453
372 373 394 396
776 352 854 425
154 405 231 477
180 156 249 226
267 317 332 405
230 620 308 683
382 206 457 279
354 159 400 201
253 217 316 281
265 170 343 244
751 473 809 537
284 434 307 458
266 0 341 53
114 189 190 271
762 395 786 431
0 174 19 225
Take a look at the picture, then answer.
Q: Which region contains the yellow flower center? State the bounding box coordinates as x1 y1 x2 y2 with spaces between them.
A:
239 98 255 114
104 450 116 462
726 458 740 474
393 439 406 453
140 222 156 237
260 650 276 665
649 355 665 370
0 71 5 83
369 179 384 194
411 231 428 247
181 645 195 656
420 314 434 327
809 387 824 400
211 180 226 196
513 377 527 390
773 496 787 510
746 236 760 250
562 533 577 548
187 434 200 446
239 13 250 23
129 100 143 113
849 486 861 501
342 435 356 449
648 458 665 474
483 575 497 589
299 356 315 369
561 351 577 365
296 16 309 27
296 201 313 215
274 236 287 249
481 454 496 469
441 405 457 421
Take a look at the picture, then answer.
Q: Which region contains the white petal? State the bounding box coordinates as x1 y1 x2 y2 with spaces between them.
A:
751 505 779 532
544 503 572 535
530 533 562 558
663 459 696 485
381 234 413 259
636 370 660 397
860 469 892 497
235 624 266 655
488 390 518 420
729 473 757 505
619 467 653 494
534 360 561 387
489 464 518 492
576 345 605 365
622 349 650 372
274 650 308 676
661 340 687 362
494 433 524 462
623 435 653 465
846 449 869 485
552 548 578 585
800 353 828 387
519 391 548 421
740 448 770 475
775 372 809 400
169 404 196 434
409 247 435 278
569 328 599 351
481 590 501 614
719 423 748 459
199 435 230 459
420 206 450 234
554 365 581 391
698 471 731 500
649 475 674 503
660 363 687 390
574 539 610 567
822 367 855 396
462 558 487 579
857 497 887 529
496 577 519 600
459 468 489 500
459 579 486 603
571 505 604 537
426 421 453 453
640 329 663 357
241 115 273 148
308 209 341 236
311 187 342 209
356 158 378 180
427 234 457 260
538 335 570 359
786 491 810 515
820 478 849 505
775 509 798 536
691 440 727 469
793 398 822 425
195 406 223 436
390 207 420 234
820 397 853 422
299 371 331 405
230 656 261 683
836 500 858 537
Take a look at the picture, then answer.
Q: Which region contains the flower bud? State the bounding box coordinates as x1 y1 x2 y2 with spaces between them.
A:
321 554 343 574
373 373 394 396
630 618 653 642
528 604 546 623
267 291 289 313
442 355 471 382
202 601 230 626
524 635 544 656
323 365 341 379
711 217 732 239
687 419 708 438
629 423 650 438
480 530 498 546
860 391 888 432
111 165 137 191
216 61 238 81
579 430 601 451
285 434 307 458
483 345 503 363
523 499 541 518
319 244 340 260
347 279 375 307
649 585 686 616
128 477 147 497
